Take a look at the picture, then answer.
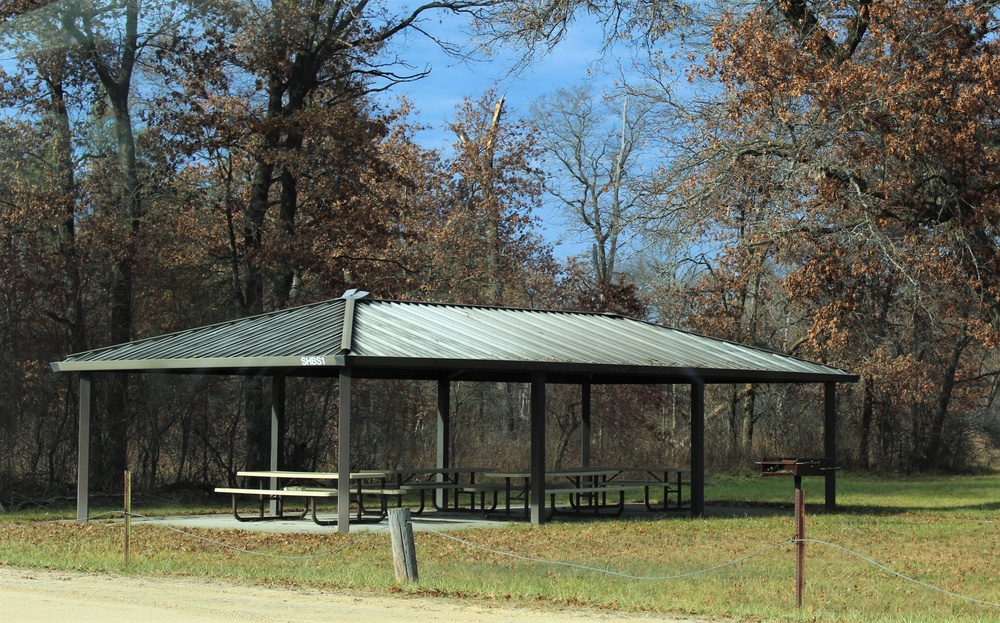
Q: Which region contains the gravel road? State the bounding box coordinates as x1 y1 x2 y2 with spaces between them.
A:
0 566 710 623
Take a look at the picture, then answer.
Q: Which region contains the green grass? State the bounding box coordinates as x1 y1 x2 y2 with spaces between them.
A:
2 472 999 622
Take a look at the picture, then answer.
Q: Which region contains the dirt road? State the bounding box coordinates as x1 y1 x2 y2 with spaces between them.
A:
0 566 707 623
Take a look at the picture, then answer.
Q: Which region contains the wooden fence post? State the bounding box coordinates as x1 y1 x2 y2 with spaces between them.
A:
388 507 418 583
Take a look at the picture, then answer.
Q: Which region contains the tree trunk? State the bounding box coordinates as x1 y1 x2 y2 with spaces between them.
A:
924 331 970 469
859 376 874 468
62 0 141 489
740 383 756 459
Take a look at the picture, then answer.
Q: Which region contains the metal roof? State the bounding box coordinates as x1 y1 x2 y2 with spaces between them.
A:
51 295 858 384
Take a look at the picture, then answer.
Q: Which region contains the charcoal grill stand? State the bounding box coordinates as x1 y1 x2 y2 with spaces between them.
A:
757 458 839 609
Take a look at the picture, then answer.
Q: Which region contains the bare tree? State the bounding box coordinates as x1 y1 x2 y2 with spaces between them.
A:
532 83 659 287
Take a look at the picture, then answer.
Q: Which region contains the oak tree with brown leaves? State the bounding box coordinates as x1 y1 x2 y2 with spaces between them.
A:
672 0 1000 469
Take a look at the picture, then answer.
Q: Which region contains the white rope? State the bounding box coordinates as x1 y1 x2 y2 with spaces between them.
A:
423 529 1000 608
5 511 120 528
797 538 1000 608
10 512 999 608
423 527 792 580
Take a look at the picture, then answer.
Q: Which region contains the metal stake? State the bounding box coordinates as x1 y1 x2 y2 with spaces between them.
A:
795 475 805 609
124 470 132 567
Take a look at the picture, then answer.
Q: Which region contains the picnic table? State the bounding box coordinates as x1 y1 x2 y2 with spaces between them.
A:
484 468 641 519
484 467 690 518
605 467 691 511
215 470 398 525
216 467 501 526
388 467 500 513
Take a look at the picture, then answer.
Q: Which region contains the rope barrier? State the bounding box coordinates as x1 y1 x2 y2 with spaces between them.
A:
421 528 1000 608
5 512 998 608
4 511 120 528
422 527 793 580
796 538 1000 608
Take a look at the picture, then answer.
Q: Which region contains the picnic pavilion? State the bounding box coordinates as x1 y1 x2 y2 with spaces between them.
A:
52 291 859 532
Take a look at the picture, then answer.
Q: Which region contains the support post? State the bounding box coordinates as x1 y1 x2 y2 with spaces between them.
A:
824 382 837 510
581 381 591 468
337 367 352 533
436 377 451 509
529 372 546 525
690 380 705 517
270 375 286 516
77 373 93 522
388 507 419 583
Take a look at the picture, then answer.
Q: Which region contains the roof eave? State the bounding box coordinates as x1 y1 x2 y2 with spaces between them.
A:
51 355 347 375
344 355 859 385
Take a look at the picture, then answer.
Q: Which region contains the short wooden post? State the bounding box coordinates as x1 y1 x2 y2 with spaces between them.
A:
388 507 418 583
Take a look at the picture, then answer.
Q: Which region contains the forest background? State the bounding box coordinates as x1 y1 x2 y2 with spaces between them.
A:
2 0 1000 505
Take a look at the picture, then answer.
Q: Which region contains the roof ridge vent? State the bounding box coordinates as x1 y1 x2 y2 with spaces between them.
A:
339 290 368 354
341 288 370 300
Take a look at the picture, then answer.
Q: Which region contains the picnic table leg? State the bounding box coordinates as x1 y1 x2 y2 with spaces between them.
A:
412 489 428 516
231 493 264 522
613 490 627 517
658 470 669 511
546 492 557 521
675 470 683 508
643 484 656 512
482 489 498 512
310 500 338 526
522 478 530 519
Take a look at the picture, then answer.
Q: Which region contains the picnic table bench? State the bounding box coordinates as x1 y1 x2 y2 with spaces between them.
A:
543 483 644 518
605 467 691 511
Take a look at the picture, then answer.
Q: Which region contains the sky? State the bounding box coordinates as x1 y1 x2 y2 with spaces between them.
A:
379 12 631 260
385 13 617 153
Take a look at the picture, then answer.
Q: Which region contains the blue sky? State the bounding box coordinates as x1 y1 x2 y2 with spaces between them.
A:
381 12 628 260
386 14 614 152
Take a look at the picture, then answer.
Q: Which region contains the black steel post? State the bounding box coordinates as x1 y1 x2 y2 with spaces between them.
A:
437 377 451 509
690 380 705 517
824 382 837 510
530 372 547 525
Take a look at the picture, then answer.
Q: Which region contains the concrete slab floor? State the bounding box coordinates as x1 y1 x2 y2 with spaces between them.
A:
120 503 787 535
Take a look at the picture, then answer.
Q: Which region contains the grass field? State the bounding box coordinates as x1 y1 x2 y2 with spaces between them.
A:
2 472 998 622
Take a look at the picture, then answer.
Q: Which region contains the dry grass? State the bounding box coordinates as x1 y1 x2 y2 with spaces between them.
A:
2 472 999 622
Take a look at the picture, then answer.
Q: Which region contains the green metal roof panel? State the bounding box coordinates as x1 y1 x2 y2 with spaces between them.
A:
53 299 348 372
52 296 856 382
349 300 852 378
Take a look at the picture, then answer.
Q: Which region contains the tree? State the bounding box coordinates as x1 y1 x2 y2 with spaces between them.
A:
1 0 189 488
532 83 657 289
413 91 556 307
164 1 550 469
676 0 1000 469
